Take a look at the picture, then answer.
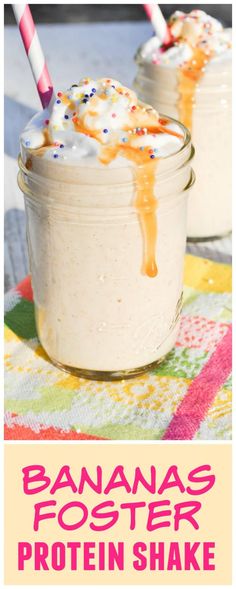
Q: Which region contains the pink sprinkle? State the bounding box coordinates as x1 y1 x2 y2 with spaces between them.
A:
112 113 117 118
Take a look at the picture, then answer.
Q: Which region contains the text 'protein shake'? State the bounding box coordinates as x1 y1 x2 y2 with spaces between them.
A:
134 9 231 239
18 77 194 379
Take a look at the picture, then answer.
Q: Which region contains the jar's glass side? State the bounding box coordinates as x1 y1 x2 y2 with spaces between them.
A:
134 58 232 240
19 154 194 379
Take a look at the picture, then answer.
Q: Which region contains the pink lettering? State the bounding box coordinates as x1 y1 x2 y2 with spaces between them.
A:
104 466 131 494
22 465 51 495
50 466 77 494
58 501 88 531
51 542 65 571
34 500 57 531
203 542 215 570
78 466 102 494
90 501 118 531
35 542 49 570
147 501 171 531
174 501 201 530
120 502 146 530
84 542 96 571
167 542 182 570
158 466 185 494
133 542 147 571
18 542 32 570
67 542 81 570
184 542 200 570
132 467 156 494
150 542 165 570
187 465 215 495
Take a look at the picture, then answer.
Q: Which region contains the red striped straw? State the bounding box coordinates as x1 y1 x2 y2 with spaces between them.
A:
143 3 171 46
12 4 54 108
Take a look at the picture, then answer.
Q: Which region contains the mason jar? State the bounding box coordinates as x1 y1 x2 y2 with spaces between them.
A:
18 117 194 380
134 45 231 240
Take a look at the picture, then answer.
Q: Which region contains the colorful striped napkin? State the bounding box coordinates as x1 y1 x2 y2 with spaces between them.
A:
4 255 232 441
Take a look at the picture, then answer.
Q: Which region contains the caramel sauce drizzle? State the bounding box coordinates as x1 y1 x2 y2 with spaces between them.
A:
72 111 182 277
177 46 211 130
135 160 158 277
29 93 182 278
98 143 158 277
60 94 76 111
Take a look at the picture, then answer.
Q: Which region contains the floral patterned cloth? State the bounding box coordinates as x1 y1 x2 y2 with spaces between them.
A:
4 255 232 440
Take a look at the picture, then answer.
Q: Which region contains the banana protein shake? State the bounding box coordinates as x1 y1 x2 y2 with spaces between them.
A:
134 9 232 239
18 77 194 379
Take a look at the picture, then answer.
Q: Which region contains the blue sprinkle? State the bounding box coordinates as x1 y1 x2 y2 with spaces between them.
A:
25 140 31 147
82 99 88 103
139 146 145 151
91 88 96 93
56 99 61 104
90 93 94 97
121 137 128 143
53 154 59 158
111 85 116 89
84 94 89 98
60 144 64 148
150 154 155 159
154 148 158 153
64 114 69 119
103 129 109 134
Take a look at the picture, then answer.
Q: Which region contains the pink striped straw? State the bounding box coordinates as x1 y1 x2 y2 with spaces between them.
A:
143 4 171 46
12 4 54 108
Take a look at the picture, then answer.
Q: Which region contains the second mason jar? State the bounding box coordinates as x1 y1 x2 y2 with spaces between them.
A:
134 43 232 240
18 117 194 380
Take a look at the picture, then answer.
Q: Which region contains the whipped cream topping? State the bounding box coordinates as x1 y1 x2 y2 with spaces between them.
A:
138 9 231 67
20 78 188 278
20 77 184 165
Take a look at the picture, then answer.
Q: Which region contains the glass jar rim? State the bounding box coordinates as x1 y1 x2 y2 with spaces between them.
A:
19 113 192 189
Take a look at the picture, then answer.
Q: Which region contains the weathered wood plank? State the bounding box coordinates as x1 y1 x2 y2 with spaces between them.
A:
4 209 28 291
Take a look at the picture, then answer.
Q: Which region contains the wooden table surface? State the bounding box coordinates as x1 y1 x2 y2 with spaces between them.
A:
4 22 232 292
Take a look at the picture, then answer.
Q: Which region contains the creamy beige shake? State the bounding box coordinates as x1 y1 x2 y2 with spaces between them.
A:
134 9 232 239
19 77 194 379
